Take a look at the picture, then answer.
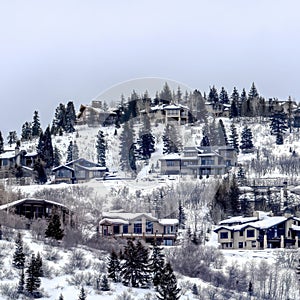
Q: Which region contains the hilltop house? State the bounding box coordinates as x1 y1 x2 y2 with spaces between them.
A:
77 101 117 127
99 211 178 246
0 198 72 226
214 212 300 250
52 158 108 184
160 146 237 176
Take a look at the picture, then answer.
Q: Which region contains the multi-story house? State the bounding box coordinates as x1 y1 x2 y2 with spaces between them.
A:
160 146 237 176
99 211 178 246
214 212 300 250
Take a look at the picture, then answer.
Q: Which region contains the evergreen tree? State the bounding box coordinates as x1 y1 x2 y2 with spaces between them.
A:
52 103 67 135
32 111 41 138
107 250 121 283
72 141 79 160
240 88 248 117
217 119 228 145
248 82 259 100
229 174 240 216
207 86 219 103
240 126 254 151
36 126 54 168
66 141 74 163
33 159 47 184
137 132 155 160
178 200 186 229
156 262 181 300
100 275 110 291
162 124 181 154
159 82 173 102
78 286 86 300
270 111 288 136
149 244 165 288
96 130 106 167
45 210 64 240
13 232 25 269
17 267 25 294
35 252 43 277
200 134 210 147
237 166 246 185
120 240 151 288
7 131 17 147
53 146 62 167
192 283 199 295
65 101 76 133
58 294 64 300
26 254 41 296
193 89 207 122
21 121 32 141
119 120 137 174
219 87 229 104
0 130 4 154
229 123 239 153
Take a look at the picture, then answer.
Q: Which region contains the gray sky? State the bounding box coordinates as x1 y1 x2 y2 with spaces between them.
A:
1 0 300 138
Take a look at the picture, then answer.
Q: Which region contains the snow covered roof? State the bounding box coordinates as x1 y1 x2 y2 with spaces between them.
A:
75 165 107 171
219 216 258 225
102 211 157 222
99 218 129 225
0 198 68 211
24 151 38 157
158 219 179 225
0 151 16 159
254 216 287 229
52 165 74 172
160 153 181 160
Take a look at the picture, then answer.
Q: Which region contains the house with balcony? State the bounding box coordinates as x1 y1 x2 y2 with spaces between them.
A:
99 211 178 246
160 146 237 176
214 212 300 250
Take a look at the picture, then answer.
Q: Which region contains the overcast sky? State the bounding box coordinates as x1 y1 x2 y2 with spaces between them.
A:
1 0 300 138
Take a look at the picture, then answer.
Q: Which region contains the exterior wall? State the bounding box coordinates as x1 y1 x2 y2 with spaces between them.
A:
160 159 181 175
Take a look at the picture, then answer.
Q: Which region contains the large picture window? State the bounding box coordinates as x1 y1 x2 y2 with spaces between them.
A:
220 232 228 239
247 229 255 238
134 219 142 234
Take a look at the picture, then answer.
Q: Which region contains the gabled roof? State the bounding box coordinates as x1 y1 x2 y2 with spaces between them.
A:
52 165 74 172
102 211 158 222
0 198 68 211
66 158 100 167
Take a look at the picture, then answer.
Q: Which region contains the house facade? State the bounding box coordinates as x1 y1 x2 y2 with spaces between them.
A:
214 212 300 250
99 211 178 246
0 198 72 225
52 158 107 184
160 146 237 176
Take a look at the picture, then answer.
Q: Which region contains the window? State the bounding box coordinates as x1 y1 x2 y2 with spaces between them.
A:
252 241 256 248
166 161 175 167
201 159 214 165
164 239 173 246
239 231 243 236
220 232 228 239
146 221 153 234
247 230 255 238
123 225 128 234
164 225 174 234
134 219 142 234
238 242 243 248
113 225 120 234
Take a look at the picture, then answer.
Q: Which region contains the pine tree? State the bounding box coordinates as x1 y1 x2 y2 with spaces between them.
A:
13 232 25 269
45 210 64 240
156 262 181 300
119 120 136 173
270 111 288 143
207 86 219 103
100 275 110 291
137 114 155 160
78 286 86 300
26 254 41 295
17 268 25 294
53 146 62 167
162 124 181 154
52 103 67 135
58 294 64 300
120 240 151 288
178 200 186 229
200 134 210 147
159 82 173 102
149 244 165 288
107 250 121 282
219 87 229 104
229 174 240 216
65 101 76 133
73 141 79 160
66 141 74 163
35 252 43 277
33 159 47 184
193 89 207 122
229 123 239 153
192 283 199 295
21 121 32 141
240 88 248 117
248 82 259 100
0 130 4 154
240 126 254 152
32 111 41 138
96 130 106 167
7 131 17 147
217 119 228 145
36 126 54 169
